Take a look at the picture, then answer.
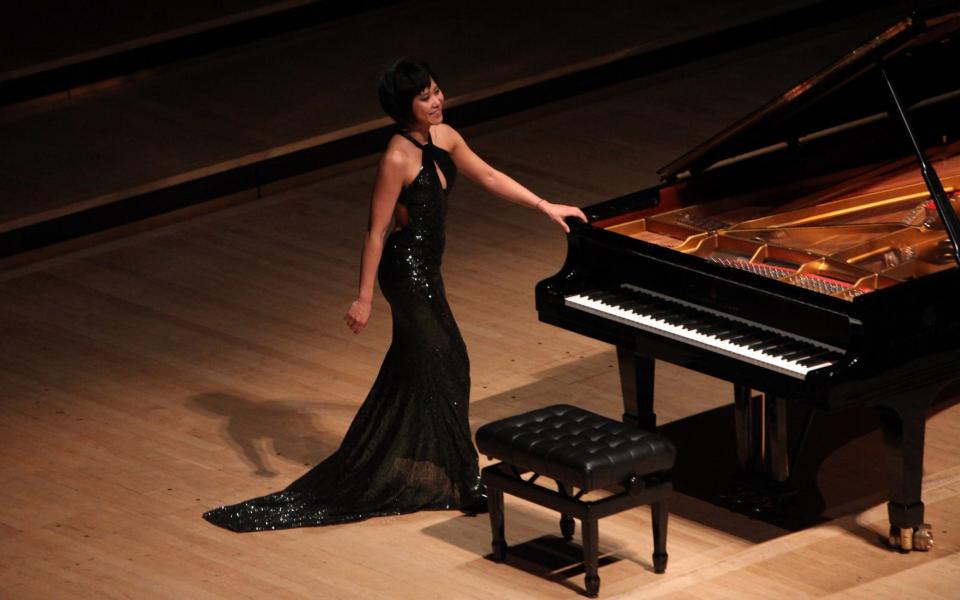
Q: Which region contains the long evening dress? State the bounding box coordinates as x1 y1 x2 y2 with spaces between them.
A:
203 131 483 532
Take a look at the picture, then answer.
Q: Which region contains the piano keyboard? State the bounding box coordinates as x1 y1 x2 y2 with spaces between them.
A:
564 284 844 379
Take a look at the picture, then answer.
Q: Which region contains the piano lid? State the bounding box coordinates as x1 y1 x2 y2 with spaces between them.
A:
658 6 960 180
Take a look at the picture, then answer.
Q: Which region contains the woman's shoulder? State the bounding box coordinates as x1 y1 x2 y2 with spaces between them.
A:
383 134 418 163
430 124 463 150
431 123 460 137
378 135 420 183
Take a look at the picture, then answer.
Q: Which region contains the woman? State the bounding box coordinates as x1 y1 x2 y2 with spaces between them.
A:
203 58 586 532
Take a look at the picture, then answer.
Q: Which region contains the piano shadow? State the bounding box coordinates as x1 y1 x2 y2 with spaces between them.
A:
659 383 960 536
467 357 960 544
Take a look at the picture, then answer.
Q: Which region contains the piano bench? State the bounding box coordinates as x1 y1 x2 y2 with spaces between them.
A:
476 404 676 598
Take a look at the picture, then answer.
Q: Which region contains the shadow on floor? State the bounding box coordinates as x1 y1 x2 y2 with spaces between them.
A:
468 358 960 543
660 390 960 533
188 391 344 477
422 502 652 597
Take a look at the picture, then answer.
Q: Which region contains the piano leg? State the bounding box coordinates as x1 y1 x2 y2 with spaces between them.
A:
734 385 762 473
731 388 798 513
876 393 933 552
766 395 790 483
734 387 789 480
616 347 656 430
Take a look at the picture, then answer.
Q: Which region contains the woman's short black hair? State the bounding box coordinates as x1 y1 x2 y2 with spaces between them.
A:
378 58 438 125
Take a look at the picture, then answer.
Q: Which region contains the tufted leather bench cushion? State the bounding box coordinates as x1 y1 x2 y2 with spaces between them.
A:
476 404 676 491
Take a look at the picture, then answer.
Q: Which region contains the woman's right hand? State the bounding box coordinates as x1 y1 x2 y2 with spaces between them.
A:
538 201 588 233
344 299 372 334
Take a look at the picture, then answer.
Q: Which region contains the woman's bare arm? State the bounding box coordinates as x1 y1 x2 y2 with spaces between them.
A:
344 148 407 333
441 125 587 232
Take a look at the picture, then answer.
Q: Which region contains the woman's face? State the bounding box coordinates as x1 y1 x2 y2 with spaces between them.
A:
410 79 444 127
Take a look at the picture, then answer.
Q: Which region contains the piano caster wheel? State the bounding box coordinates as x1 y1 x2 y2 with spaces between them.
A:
560 515 575 540
913 524 934 551
888 525 933 552
889 525 912 551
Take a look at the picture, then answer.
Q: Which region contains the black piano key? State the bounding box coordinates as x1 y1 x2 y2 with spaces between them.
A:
701 322 736 335
745 335 778 349
725 329 759 342
623 299 658 313
598 300 627 311
622 291 657 304
821 352 844 364
771 341 806 356
674 314 708 328
798 352 833 366
625 288 655 299
646 307 677 319
681 308 716 322
709 326 746 340
781 345 819 360
719 320 751 333
692 323 722 336
587 290 620 302
624 302 666 316
710 326 743 338
763 340 795 354
751 338 786 352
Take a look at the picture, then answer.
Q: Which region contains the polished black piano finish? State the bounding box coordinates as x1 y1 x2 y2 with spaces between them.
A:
536 7 960 551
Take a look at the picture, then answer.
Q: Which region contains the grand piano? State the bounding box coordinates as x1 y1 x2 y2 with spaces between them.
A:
536 7 960 551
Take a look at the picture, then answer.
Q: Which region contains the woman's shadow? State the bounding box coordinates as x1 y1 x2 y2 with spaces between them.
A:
189 392 347 477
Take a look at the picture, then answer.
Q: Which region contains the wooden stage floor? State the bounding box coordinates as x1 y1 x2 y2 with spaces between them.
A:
3 13 960 600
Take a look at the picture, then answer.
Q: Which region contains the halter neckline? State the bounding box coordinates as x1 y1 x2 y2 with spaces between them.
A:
395 129 456 194
398 130 431 149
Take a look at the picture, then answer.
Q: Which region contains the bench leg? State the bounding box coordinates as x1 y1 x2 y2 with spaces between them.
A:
487 487 506 561
652 500 668 574
582 517 600 597
560 514 575 540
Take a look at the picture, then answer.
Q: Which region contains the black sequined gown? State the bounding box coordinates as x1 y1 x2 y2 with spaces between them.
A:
203 131 483 532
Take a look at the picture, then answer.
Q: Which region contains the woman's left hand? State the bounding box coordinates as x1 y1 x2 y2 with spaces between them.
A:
538 201 588 233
